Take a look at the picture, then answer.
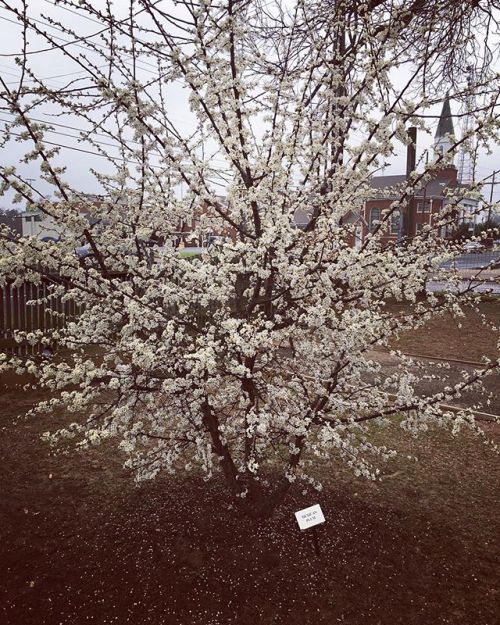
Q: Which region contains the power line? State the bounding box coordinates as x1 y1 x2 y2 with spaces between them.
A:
0 109 229 167
0 116 130 150
0 110 133 142
0 9 162 77
1 125 232 183
0 62 110 85
41 0 105 26
42 0 164 30
0 12 107 59
2 125 132 162
0 102 195 134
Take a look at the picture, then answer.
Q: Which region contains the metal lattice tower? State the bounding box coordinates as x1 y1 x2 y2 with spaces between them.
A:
457 66 476 185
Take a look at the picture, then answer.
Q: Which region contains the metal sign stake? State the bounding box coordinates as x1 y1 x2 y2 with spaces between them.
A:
311 525 321 557
294 503 325 558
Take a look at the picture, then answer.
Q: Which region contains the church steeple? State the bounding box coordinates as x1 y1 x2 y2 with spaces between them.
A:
434 95 456 160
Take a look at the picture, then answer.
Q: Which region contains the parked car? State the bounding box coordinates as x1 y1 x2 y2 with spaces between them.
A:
463 240 484 252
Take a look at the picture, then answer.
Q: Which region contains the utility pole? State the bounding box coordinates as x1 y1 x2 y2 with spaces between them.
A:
482 169 500 224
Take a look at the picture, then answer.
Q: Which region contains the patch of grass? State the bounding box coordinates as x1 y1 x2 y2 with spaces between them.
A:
179 250 203 258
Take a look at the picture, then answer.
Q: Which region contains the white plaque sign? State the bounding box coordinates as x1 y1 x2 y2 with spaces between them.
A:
294 503 325 530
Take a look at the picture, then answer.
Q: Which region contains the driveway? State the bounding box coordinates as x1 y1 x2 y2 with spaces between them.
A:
440 250 500 270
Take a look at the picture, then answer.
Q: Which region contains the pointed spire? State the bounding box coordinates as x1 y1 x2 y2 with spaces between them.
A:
433 95 456 165
435 95 455 139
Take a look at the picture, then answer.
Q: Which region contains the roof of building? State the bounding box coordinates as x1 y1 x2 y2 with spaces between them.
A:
435 96 455 139
368 171 466 199
294 207 312 227
369 174 406 190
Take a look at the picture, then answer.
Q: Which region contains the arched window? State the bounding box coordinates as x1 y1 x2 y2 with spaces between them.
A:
369 207 380 233
391 210 400 235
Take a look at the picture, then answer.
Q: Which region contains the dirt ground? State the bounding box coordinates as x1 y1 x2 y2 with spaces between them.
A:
365 350 500 415
387 299 499 362
0 300 499 625
381 299 500 414
0 389 499 625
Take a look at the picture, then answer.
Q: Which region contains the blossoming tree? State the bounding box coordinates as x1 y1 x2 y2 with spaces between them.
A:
0 0 499 516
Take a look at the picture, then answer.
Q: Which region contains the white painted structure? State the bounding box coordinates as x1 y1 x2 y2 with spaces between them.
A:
21 209 62 241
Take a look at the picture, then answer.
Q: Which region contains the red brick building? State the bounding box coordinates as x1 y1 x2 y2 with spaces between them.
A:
361 97 478 245
362 166 474 243
176 98 477 250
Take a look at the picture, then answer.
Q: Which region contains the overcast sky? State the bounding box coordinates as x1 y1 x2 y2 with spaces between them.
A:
0 0 499 208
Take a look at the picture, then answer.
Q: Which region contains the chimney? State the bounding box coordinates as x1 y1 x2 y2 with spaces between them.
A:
406 127 417 178
401 127 417 239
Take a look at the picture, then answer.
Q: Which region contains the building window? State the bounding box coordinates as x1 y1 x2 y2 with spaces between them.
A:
390 210 400 235
416 223 424 234
369 207 380 233
417 200 431 213
34 214 42 222
24 216 32 223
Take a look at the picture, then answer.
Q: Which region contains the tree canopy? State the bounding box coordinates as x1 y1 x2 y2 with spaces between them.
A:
0 0 499 516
